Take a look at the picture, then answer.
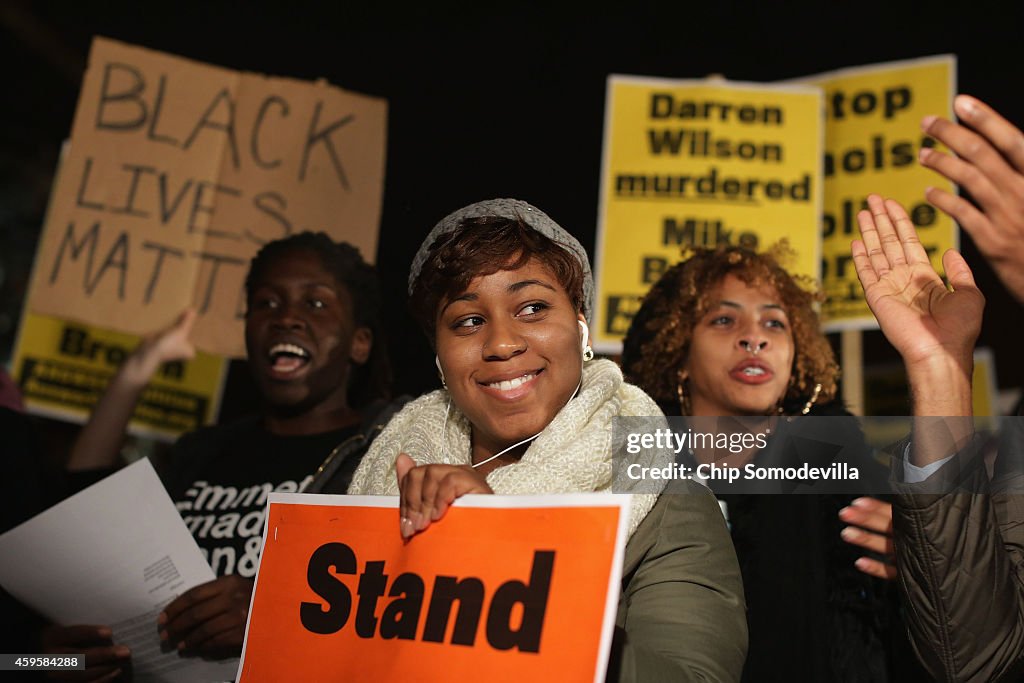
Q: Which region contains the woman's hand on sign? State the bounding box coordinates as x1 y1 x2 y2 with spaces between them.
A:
158 574 254 660
852 194 983 374
920 95 1024 304
839 497 896 581
395 453 493 539
39 623 131 681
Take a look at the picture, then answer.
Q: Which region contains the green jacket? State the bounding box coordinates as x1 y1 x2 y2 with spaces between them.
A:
610 483 748 682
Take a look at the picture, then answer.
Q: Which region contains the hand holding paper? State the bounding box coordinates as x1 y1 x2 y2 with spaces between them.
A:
39 623 131 682
0 460 239 682
159 574 254 659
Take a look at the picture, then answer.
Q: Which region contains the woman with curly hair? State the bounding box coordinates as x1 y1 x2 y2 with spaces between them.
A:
621 245 927 683
622 244 837 419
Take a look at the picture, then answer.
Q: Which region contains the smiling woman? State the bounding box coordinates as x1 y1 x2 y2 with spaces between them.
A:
349 199 747 682
409 215 589 470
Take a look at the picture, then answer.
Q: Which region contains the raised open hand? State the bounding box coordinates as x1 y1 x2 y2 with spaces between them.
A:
852 194 983 374
920 95 1024 304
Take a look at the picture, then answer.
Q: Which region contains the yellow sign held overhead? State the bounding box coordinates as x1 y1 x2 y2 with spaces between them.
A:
793 55 957 328
594 75 823 353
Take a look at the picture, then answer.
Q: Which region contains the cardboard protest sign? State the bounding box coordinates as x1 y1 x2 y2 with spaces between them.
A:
793 55 957 328
238 494 629 683
593 75 823 353
26 37 387 357
10 311 226 439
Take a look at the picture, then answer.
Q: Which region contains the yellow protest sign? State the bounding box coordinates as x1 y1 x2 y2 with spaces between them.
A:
11 312 226 440
862 347 995 419
794 56 957 328
594 75 822 352
26 37 387 357
972 347 998 418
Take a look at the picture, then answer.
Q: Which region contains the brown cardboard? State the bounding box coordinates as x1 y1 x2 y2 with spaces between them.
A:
27 37 387 357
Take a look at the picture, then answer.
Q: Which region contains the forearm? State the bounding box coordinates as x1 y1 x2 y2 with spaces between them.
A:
907 355 975 467
66 353 158 471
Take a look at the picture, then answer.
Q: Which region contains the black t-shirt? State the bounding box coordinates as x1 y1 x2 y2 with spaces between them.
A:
164 417 360 578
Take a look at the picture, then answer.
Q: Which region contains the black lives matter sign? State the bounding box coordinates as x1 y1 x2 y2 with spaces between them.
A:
27 37 387 357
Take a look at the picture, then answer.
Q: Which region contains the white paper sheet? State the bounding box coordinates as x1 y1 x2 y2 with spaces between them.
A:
0 459 239 682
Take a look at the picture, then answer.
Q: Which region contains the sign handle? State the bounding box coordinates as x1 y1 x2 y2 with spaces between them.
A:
841 329 864 416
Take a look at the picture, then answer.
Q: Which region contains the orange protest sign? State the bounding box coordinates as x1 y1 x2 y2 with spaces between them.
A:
238 494 629 683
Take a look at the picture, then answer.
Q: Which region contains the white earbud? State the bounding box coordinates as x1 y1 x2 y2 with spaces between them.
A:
579 320 594 361
435 355 446 386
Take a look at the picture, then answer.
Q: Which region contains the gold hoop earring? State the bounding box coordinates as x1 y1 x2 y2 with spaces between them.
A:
800 383 823 415
676 381 691 416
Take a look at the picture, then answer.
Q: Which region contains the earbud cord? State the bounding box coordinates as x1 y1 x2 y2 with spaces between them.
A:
470 433 541 470
436 375 585 471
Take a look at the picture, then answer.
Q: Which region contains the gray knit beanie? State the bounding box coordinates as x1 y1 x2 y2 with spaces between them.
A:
407 198 595 321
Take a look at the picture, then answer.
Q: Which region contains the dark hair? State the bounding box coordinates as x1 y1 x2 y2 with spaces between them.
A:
621 244 839 416
245 232 392 409
408 215 586 343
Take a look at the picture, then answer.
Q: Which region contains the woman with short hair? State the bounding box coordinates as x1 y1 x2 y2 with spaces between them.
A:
349 198 747 682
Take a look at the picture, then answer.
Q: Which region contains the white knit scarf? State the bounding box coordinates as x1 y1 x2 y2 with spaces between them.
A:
348 359 667 538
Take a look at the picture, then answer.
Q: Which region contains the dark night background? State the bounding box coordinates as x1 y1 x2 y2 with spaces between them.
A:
1 0 1021 421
